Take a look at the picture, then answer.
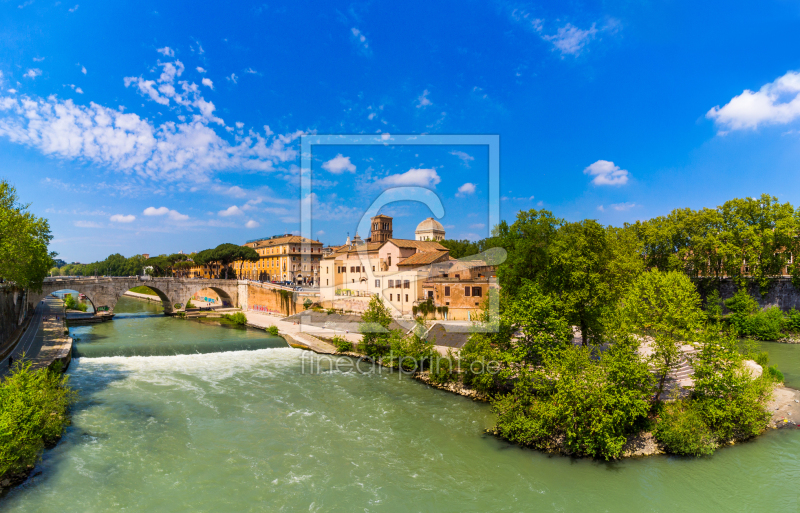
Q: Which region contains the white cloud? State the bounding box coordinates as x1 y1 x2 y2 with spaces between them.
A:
542 23 598 56
416 89 432 108
143 206 189 221
470 223 486 229
74 87 83 94
322 154 356 174
707 71 800 132
24 69 42 79
33 57 45 62
450 150 474 167
219 205 244 217
611 202 637 211
510 10 619 58
81 65 87 75
316 230 325 236
196 67 206 73
245 219 260 228
381 133 391 141
201 77 213 89
376 168 441 188
110 214 135 223
227 73 238 84
68 4 78 12
0 58 302 183
456 182 476 197
583 160 629 186
350 28 371 55
244 67 258 74
156 46 174 57
74 220 102 228
501 195 535 201
597 205 605 212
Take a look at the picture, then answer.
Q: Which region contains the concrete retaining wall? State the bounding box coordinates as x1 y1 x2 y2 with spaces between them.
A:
0 286 28 350
704 278 800 312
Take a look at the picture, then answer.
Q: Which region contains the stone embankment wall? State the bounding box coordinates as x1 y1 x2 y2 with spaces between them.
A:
246 283 303 315
0 286 28 349
706 278 800 312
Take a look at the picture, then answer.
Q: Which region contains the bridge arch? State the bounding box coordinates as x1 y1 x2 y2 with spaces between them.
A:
182 285 235 309
113 285 172 313
47 288 98 313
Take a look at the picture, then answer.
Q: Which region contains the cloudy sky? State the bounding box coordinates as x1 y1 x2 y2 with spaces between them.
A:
1 1 799 262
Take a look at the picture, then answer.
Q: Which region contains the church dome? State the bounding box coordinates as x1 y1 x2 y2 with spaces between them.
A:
416 217 444 233
415 217 445 241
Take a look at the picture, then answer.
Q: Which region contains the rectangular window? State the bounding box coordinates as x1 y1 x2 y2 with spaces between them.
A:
388 279 394 288
405 294 408 302
403 280 410 289
390 294 393 301
375 279 380 288
472 287 482 297
465 286 471 297
326 279 329 286
427 290 433 299
388 255 392 266
350 266 355 273
444 286 450 297
372 266 375 272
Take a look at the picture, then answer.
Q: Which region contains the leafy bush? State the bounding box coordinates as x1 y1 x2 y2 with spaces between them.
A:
725 288 760 334
744 306 784 341
382 327 438 372
765 365 784 383
63 294 77 310
428 349 458 384
325 308 336 315
332 335 353 353
266 325 279 336
186 299 195 309
491 342 655 460
221 312 247 325
705 289 723 322
0 362 75 481
303 298 312 310
785 308 800 332
654 400 716 456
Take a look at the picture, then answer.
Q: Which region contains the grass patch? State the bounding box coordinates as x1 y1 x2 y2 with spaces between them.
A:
129 286 159 296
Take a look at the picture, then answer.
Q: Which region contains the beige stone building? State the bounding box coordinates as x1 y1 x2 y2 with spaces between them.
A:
422 259 498 320
240 235 323 285
320 215 451 316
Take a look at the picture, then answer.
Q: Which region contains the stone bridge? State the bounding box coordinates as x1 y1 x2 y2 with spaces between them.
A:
35 277 243 314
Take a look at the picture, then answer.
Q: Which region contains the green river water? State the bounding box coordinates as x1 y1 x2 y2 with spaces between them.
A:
2 297 799 511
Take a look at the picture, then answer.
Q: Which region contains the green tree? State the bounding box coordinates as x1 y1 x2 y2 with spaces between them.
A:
494 209 561 298
544 219 612 345
621 270 706 401
504 280 572 364
234 246 260 278
0 180 55 291
212 243 241 279
438 239 482 259
359 294 394 358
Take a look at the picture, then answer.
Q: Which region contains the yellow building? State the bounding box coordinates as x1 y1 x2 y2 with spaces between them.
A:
240 235 323 285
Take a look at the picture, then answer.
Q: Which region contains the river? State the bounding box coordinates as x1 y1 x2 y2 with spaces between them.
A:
2 297 799 511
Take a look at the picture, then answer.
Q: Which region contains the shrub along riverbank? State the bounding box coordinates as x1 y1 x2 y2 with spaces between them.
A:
0 362 74 490
345 203 790 460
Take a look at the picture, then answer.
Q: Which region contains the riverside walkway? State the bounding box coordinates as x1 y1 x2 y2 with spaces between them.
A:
243 311 363 354
0 297 72 378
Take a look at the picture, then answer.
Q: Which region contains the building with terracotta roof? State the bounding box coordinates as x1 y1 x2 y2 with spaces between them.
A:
319 214 451 316
240 234 323 285
421 258 499 320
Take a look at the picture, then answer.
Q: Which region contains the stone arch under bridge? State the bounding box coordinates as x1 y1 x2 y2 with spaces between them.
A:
35 277 240 314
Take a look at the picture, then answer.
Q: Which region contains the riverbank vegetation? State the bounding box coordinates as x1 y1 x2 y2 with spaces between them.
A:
0 362 74 487
221 312 247 325
351 196 794 459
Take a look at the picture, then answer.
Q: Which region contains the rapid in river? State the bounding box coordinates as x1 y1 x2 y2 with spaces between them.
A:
2 296 799 511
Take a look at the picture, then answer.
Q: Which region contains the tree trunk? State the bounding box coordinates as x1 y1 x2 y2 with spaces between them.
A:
580 319 588 347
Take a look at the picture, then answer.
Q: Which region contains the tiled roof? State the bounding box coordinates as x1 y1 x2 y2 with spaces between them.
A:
386 239 447 251
397 250 451 267
248 235 321 247
323 242 383 259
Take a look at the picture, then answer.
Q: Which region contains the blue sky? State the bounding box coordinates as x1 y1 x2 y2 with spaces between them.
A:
2 0 800 262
